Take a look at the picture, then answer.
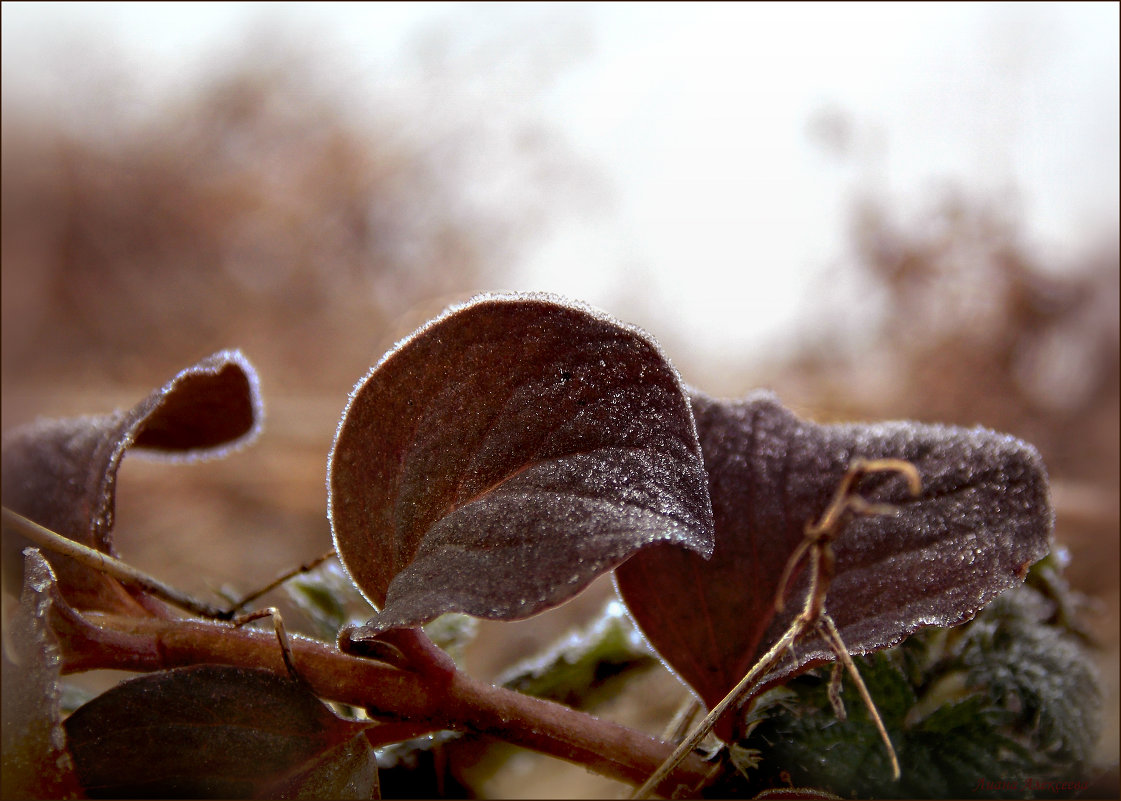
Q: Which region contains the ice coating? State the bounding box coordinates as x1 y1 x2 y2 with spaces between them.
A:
3 549 82 798
1 350 263 611
128 348 263 461
615 389 1052 732
327 293 715 638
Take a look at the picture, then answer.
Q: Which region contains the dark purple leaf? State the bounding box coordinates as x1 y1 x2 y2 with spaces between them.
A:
1 350 262 612
1 549 83 800
615 390 1051 737
264 733 380 800
63 665 378 799
328 293 713 639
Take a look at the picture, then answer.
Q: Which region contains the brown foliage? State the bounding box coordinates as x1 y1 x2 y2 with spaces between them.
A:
1 47 566 394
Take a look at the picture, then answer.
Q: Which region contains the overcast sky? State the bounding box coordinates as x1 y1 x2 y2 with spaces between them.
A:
3 2 1118 372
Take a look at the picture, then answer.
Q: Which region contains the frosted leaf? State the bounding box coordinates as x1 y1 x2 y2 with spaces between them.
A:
328 293 713 640
615 390 1052 738
1 350 263 612
1 549 82 799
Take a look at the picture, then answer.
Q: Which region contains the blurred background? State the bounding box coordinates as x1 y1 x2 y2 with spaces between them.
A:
2 2 1117 797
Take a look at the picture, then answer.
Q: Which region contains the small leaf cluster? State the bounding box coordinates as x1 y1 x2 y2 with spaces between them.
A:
729 553 1101 798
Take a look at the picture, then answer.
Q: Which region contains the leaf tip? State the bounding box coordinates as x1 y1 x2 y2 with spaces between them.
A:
130 348 266 461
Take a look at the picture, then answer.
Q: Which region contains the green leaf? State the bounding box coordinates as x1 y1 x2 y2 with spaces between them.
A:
957 589 1101 770
286 560 378 640
497 600 656 708
734 577 1100 799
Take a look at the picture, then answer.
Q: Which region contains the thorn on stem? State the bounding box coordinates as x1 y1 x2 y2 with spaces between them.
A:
231 607 305 687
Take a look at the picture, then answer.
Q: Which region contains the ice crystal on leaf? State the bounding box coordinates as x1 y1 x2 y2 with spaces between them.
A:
328 293 714 642
616 390 1052 739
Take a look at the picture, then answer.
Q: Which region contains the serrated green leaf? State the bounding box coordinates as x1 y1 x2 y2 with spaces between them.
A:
497 600 655 708
957 590 1101 769
732 577 1101 799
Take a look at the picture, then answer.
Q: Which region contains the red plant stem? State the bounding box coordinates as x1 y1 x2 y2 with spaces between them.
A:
53 606 713 795
444 670 708 790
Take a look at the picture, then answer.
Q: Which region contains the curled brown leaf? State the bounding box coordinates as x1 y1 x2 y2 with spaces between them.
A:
329 293 714 639
1 350 263 612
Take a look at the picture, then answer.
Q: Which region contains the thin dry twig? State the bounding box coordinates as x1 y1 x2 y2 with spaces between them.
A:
230 606 304 685
3 505 319 688
3 506 229 619
225 549 337 613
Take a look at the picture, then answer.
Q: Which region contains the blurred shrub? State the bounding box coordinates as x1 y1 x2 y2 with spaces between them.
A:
1 39 581 392
773 186 1118 620
783 187 1117 479
853 190 1117 450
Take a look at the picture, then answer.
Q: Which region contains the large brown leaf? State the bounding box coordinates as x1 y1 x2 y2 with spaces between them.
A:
1 350 262 613
615 390 1052 737
329 293 714 639
63 665 378 799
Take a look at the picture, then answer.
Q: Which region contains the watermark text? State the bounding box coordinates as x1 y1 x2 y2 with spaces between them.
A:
973 777 1089 795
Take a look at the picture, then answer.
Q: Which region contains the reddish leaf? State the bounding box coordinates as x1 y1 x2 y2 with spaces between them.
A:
63 665 378 799
329 293 713 639
1 350 262 612
615 390 1051 737
1 549 83 800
